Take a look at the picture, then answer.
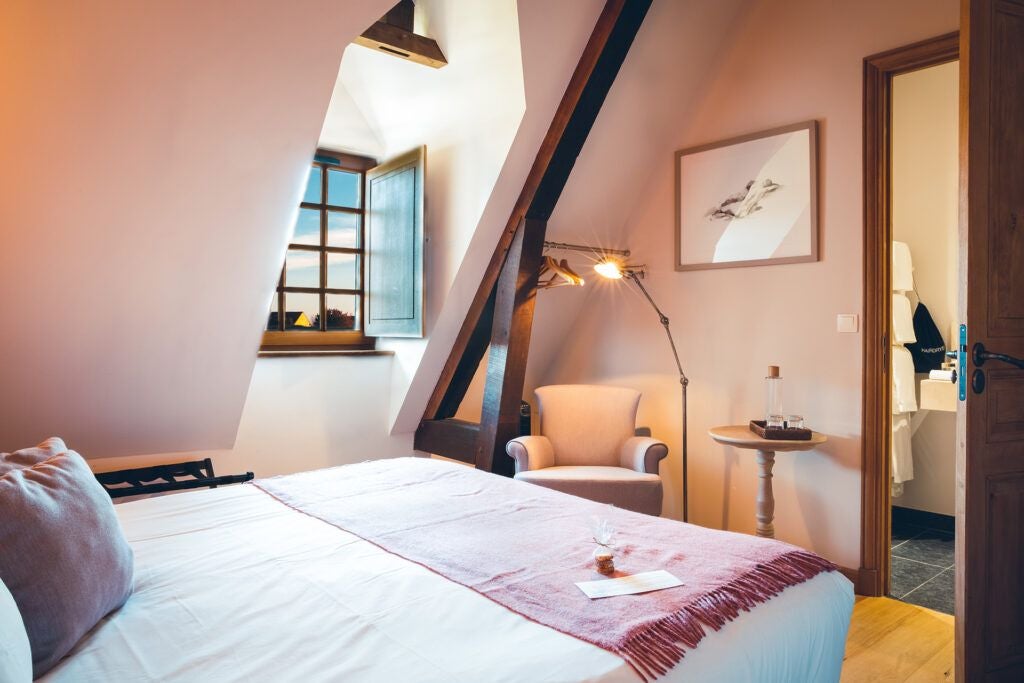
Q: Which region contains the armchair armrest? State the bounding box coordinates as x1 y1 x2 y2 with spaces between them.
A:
619 436 669 474
506 435 555 475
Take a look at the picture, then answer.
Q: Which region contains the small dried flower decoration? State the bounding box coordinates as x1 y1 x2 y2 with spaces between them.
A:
590 517 616 575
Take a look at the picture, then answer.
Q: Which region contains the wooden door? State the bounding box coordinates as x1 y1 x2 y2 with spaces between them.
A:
959 0 1024 679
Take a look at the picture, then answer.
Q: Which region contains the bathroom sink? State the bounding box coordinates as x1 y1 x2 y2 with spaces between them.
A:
920 378 957 412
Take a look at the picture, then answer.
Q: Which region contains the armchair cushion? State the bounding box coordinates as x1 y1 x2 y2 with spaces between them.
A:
515 466 662 516
535 385 641 467
619 436 669 474
506 436 554 475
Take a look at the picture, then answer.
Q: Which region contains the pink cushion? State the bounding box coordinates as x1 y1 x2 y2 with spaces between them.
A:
515 465 663 516
0 440 134 677
0 436 67 477
535 385 641 467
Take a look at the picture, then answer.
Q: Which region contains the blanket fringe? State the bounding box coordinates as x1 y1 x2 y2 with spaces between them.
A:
617 551 836 681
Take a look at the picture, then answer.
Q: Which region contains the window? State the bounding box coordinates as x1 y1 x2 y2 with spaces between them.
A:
262 150 376 350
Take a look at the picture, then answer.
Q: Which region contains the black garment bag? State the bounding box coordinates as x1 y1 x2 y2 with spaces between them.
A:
906 302 946 372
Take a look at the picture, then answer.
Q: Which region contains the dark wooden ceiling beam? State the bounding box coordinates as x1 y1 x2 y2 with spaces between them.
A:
413 418 480 463
431 288 496 421
416 0 652 466
475 217 547 475
355 22 447 69
382 0 414 32
526 0 652 221
421 0 650 421
354 1 447 69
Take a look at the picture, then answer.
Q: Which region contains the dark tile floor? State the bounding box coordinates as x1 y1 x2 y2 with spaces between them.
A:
890 514 955 615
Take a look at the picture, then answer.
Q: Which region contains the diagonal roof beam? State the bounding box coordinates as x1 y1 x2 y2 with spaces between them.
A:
416 0 652 463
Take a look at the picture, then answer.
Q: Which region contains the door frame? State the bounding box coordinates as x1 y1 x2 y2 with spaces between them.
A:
860 32 960 597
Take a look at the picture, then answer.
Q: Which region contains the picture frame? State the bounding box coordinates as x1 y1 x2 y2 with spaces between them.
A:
674 120 819 271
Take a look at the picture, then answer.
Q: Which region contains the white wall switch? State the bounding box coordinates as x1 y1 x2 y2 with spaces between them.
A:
837 314 859 333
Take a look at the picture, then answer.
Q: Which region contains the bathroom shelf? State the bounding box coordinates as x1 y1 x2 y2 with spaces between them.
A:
920 378 957 412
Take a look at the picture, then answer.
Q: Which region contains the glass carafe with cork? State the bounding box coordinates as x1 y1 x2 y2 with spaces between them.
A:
765 365 784 428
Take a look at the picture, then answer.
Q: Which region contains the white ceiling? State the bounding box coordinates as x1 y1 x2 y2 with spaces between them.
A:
319 0 529 164
318 77 386 158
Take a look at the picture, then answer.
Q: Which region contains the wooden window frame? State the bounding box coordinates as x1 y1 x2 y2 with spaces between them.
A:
261 150 377 351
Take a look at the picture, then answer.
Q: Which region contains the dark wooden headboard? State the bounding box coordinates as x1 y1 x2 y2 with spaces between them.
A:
95 458 253 499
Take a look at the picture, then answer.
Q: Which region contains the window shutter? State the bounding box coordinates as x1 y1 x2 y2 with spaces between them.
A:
364 146 425 337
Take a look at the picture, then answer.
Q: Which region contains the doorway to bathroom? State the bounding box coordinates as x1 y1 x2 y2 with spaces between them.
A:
869 6 1024 679
887 54 960 615
860 32 960 611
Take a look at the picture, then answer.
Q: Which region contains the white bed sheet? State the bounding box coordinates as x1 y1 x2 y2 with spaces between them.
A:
42 485 853 683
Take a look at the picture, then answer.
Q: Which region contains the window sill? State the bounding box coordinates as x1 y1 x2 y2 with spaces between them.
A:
257 349 394 359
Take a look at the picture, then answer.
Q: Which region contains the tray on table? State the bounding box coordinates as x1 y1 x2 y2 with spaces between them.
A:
749 420 812 441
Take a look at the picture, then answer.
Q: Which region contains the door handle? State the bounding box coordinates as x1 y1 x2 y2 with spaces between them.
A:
971 342 1024 394
973 342 1024 370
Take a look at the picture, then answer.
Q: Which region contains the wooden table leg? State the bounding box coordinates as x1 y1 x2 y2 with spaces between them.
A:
755 449 776 538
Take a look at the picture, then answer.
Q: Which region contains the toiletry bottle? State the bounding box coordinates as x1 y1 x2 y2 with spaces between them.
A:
765 366 783 426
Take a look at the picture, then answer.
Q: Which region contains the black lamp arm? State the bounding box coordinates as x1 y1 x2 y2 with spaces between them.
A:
628 272 689 386
626 270 690 523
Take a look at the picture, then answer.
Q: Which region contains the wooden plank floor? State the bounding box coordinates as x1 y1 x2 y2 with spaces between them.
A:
841 596 954 682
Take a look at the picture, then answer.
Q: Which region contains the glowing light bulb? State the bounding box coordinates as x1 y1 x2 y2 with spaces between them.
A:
594 259 624 280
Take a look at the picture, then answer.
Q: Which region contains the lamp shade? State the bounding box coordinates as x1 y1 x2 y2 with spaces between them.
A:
594 259 624 280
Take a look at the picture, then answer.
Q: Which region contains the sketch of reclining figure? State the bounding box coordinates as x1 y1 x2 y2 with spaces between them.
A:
707 178 782 220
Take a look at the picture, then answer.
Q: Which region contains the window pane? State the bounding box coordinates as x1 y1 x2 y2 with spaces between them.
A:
284 292 320 330
326 211 359 248
285 249 320 288
326 294 357 330
327 169 360 207
266 297 280 331
291 208 320 246
303 166 322 204
327 252 357 290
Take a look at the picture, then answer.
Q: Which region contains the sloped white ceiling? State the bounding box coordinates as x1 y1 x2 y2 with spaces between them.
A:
388 0 607 433
526 0 753 391
0 0 393 457
319 79 386 159
441 0 754 423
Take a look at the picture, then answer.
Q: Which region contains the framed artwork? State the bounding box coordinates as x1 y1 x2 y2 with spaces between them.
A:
674 120 819 271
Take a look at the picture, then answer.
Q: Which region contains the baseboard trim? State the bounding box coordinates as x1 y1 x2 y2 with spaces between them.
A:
839 566 881 596
858 567 880 596
839 566 859 585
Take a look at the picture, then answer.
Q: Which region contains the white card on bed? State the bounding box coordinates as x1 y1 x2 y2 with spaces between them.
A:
575 570 683 599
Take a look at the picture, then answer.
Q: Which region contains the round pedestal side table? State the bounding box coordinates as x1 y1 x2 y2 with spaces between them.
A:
708 425 827 539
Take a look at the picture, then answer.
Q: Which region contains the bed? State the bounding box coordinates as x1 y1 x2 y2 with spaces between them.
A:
41 459 853 683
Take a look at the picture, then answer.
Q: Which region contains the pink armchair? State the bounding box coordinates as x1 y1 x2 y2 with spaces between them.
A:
506 385 668 516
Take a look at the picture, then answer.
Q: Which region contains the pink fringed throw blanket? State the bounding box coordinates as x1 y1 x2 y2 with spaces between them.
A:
252 458 835 681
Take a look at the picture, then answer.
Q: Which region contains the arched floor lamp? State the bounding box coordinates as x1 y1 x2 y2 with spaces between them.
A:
539 242 689 523
593 258 689 523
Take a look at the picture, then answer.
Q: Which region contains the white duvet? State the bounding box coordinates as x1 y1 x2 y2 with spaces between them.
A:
43 484 853 682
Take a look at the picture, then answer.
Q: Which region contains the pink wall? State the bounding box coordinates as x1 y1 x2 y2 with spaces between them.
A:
9 0 606 481
0 0 391 457
534 0 958 569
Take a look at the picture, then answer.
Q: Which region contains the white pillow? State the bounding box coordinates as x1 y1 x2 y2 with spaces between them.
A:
0 576 32 683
